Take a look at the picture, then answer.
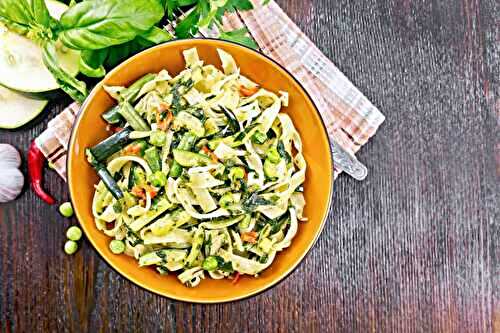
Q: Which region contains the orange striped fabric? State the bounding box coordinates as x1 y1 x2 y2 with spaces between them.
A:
35 0 384 181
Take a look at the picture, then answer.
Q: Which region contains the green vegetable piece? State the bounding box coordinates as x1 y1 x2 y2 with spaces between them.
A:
173 149 212 167
132 165 147 186
266 146 280 164
64 240 78 255
109 240 125 254
58 0 164 50
148 170 167 187
120 102 150 131
204 118 219 136
66 226 82 241
149 130 167 146
174 111 205 137
202 256 219 271
129 199 172 231
150 209 192 236
184 228 204 267
169 132 197 178
59 202 74 217
89 127 132 162
144 147 161 172
219 192 234 208
239 214 251 230
251 130 267 144
229 166 245 181
121 73 156 102
264 159 278 178
101 105 123 124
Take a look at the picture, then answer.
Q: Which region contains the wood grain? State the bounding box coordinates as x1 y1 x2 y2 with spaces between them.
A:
0 0 498 332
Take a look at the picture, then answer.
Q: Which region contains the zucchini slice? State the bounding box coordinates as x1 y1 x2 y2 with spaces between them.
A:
0 0 80 93
173 149 213 167
0 86 48 129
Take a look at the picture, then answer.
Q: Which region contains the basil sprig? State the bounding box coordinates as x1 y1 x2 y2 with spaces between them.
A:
57 0 165 50
0 0 262 103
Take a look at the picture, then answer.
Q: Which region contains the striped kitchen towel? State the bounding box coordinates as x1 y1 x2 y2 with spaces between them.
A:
35 0 385 181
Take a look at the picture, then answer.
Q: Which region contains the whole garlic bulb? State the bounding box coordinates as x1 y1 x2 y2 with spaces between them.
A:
0 144 24 203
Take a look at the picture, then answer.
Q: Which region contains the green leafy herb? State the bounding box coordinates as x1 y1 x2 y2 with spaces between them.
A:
277 140 292 163
242 193 272 212
214 255 234 273
58 0 164 50
219 27 257 49
42 41 87 103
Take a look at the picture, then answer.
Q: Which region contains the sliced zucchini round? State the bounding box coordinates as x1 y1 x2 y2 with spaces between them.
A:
0 0 80 93
0 85 48 129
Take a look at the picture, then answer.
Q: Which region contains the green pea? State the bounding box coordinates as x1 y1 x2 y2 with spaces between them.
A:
109 240 125 254
148 170 167 187
266 147 280 164
64 240 78 255
149 130 167 147
202 256 219 271
59 202 74 218
251 130 267 144
219 193 234 208
66 226 82 241
229 166 245 181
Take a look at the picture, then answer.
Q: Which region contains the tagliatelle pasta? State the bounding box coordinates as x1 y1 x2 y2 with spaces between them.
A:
87 48 307 287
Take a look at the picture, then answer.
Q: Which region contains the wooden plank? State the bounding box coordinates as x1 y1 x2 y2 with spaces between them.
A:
0 0 497 331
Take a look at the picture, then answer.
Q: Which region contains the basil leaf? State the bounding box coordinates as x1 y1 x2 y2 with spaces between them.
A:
215 0 253 22
42 41 87 103
219 27 258 49
79 49 108 78
139 27 172 44
175 8 200 38
0 0 53 35
104 37 149 68
58 0 164 50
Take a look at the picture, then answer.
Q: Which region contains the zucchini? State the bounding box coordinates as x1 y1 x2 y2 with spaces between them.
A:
184 228 205 268
150 209 192 236
86 150 124 200
101 105 123 124
173 149 212 167
144 147 161 172
89 127 132 162
139 249 187 266
169 132 197 178
173 111 205 137
120 102 150 131
0 85 48 129
207 135 243 150
0 0 80 93
121 73 156 103
263 159 278 178
129 199 172 231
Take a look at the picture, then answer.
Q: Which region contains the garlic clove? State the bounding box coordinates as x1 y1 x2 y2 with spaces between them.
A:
0 167 24 203
0 143 21 169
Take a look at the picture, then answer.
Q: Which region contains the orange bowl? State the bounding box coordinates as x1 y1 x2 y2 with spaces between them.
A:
68 39 333 303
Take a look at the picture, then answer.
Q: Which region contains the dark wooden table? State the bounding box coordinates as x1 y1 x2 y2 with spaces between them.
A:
1 0 498 332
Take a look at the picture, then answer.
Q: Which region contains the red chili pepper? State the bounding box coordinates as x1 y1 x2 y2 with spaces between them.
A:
27 141 55 205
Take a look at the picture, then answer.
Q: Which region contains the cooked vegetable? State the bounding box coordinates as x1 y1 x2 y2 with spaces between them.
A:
88 48 306 287
88 127 132 162
101 105 123 125
28 141 55 204
66 226 82 241
59 202 73 217
0 144 24 203
109 240 126 254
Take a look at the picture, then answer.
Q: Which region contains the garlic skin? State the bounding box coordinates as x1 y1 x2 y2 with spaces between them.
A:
0 144 24 203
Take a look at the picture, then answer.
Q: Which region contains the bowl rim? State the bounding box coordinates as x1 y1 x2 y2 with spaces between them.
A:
67 38 334 303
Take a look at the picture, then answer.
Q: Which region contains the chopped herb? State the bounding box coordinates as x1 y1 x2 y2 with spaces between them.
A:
242 193 272 212
277 140 292 163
